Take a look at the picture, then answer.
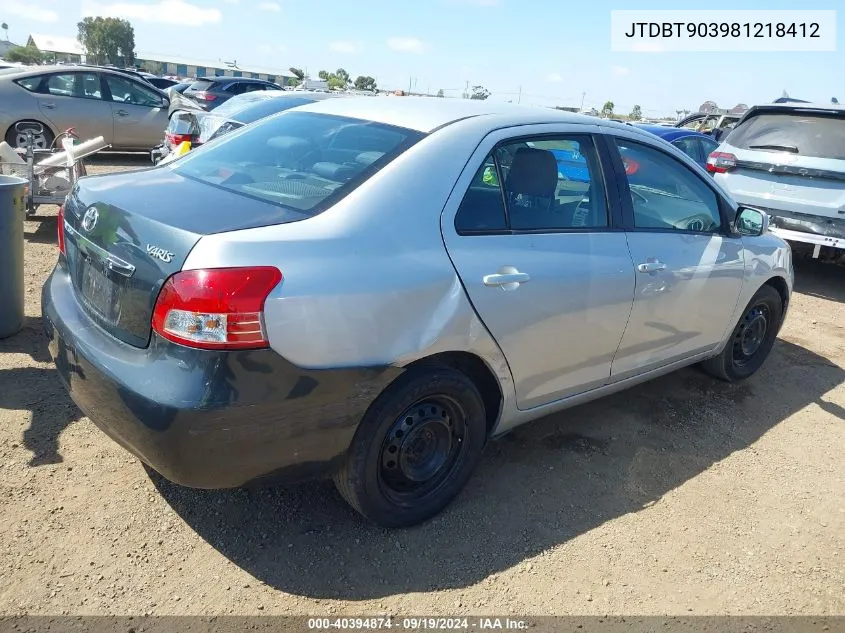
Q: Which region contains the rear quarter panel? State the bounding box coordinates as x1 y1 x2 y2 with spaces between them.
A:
181 114 515 396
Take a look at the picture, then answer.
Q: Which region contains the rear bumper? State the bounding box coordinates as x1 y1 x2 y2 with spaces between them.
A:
41 264 401 489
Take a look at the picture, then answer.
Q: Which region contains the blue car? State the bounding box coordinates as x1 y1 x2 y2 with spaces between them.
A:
548 124 720 180
628 123 721 169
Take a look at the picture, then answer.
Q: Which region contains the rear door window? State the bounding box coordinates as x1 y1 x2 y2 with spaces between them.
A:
14 74 44 92
727 112 845 160
171 111 424 214
45 74 75 97
104 74 163 107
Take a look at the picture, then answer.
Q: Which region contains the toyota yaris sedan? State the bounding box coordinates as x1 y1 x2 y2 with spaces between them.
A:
43 97 793 528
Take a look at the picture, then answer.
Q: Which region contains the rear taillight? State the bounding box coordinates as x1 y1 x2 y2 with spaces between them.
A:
193 91 217 101
165 132 194 146
706 151 737 174
57 204 66 255
622 157 640 175
152 267 282 350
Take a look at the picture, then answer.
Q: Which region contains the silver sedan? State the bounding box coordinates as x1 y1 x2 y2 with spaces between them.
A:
42 97 793 528
0 65 169 150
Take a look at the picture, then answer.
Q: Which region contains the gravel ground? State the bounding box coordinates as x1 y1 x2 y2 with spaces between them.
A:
0 154 843 616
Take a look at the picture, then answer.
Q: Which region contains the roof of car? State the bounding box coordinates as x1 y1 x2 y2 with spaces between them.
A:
193 76 278 84
290 96 634 133
745 101 845 113
630 123 713 141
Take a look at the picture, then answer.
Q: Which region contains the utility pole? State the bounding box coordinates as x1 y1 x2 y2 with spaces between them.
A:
517 85 522 104
580 91 586 111
408 76 412 94
465 80 469 99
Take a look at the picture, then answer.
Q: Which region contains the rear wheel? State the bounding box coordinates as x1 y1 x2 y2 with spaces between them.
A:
333 365 487 528
6 120 54 150
701 284 783 382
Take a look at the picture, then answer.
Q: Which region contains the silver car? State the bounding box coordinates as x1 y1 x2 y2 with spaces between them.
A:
42 97 793 528
0 65 169 150
708 102 845 257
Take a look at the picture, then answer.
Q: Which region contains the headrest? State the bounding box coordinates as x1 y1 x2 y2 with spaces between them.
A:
504 147 558 198
355 151 385 166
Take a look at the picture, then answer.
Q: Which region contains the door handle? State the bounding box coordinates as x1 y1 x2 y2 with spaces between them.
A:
483 271 531 287
115 110 129 117
637 260 667 273
42 103 56 109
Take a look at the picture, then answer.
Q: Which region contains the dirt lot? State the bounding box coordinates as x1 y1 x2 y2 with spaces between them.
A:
1 154 843 616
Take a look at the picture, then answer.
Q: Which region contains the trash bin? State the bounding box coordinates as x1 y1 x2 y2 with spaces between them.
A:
0 175 27 339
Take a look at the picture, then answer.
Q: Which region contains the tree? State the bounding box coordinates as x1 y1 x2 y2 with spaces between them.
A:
289 67 305 80
5 45 45 64
317 70 329 80
630 104 642 120
436 88 444 98
354 75 377 91
470 85 490 100
77 16 135 66
1 23 8 42
602 101 614 117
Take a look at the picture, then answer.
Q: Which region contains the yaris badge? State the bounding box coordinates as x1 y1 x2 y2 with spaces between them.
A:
146 245 174 263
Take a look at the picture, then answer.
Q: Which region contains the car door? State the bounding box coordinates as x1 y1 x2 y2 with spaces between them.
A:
440 125 636 410
102 72 169 149
605 133 746 380
34 72 114 144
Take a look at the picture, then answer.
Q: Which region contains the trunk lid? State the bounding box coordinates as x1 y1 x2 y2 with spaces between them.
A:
63 166 309 348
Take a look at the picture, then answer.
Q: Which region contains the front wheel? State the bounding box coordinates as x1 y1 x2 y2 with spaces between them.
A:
701 284 783 382
333 365 487 528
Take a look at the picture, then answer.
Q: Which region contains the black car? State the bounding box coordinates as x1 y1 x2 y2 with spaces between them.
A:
152 90 338 163
182 76 283 111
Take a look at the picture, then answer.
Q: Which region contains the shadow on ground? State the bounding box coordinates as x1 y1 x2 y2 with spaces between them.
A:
793 257 845 303
0 316 83 465
151 338 844 600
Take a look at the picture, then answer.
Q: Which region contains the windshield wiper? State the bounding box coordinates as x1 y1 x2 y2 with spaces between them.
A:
748 144 799 153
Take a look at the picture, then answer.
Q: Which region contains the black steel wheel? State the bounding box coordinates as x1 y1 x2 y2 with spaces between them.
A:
701 283 783 382
334 364 487 528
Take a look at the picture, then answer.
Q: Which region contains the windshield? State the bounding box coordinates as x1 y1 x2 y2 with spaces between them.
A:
172 111 424 214
726 111 845 160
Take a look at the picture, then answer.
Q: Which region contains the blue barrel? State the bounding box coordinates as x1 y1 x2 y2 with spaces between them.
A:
0 175 27 339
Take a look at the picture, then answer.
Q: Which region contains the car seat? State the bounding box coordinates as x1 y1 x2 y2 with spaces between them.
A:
504 147 559 230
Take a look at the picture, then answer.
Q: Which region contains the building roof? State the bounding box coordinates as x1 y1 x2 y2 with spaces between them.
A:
135 51 296 78
293 95 627 133
28 33 84 55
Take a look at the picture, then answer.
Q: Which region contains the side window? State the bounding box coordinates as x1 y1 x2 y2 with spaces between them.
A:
45 74 75 97
671 136 702 162
454 135 608 233
613 138 722 233
79 73 102 99
454 157 508 233
225 82 245 94
104 74 162 107
15 75 44 92
700 136 719 157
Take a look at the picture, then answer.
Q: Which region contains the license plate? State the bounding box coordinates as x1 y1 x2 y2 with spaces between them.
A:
81 262 120 322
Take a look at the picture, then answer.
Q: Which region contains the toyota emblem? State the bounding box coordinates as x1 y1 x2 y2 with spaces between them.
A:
81 207 99 232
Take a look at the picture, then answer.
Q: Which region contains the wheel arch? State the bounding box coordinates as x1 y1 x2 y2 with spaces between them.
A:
5 117 57 147
404 350 503 437
763 274 790 333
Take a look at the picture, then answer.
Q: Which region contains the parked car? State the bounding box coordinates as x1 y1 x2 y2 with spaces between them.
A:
182 76 283 111
152 90 339 163
0 65 170 150
537 123 718 182
146 77 179 90
43 98 793 528
630 123 721 169
676 111 743 141
708 102 845 262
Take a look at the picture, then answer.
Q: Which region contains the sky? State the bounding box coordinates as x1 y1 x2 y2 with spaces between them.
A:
2 0 843 116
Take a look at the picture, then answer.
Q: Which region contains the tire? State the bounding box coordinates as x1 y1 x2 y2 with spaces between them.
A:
333 364 487 528
5 120 54 150
701 284 783 382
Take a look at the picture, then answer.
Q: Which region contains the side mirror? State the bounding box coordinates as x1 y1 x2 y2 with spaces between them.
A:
735 206 769 236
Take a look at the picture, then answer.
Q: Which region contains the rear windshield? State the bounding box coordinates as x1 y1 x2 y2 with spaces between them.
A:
172 111 424 214
188 79 215 91
727 112 845 160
